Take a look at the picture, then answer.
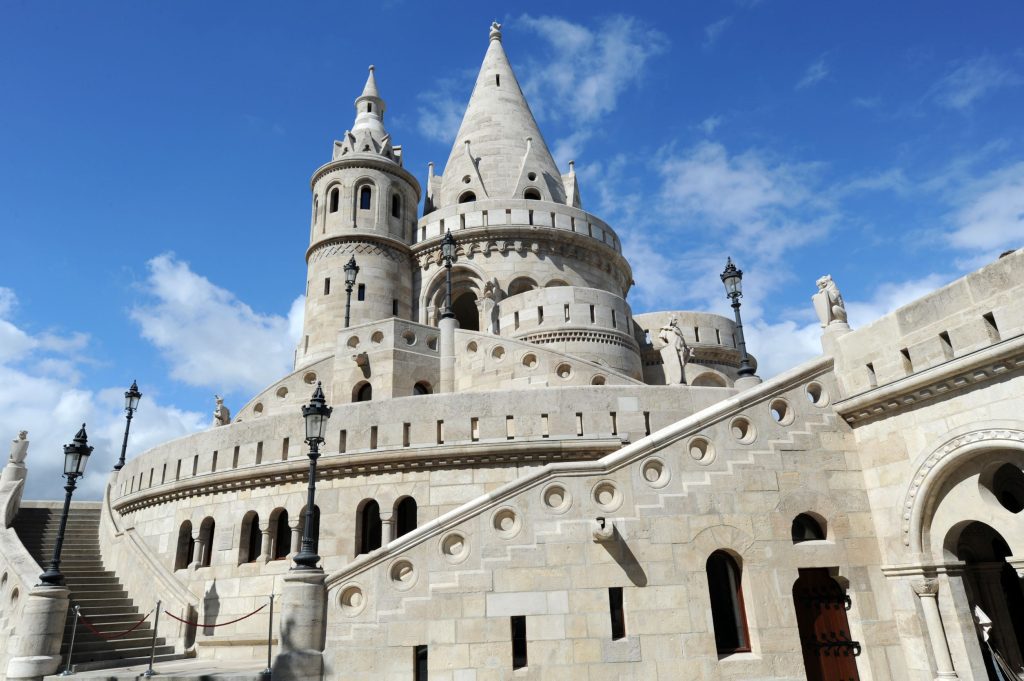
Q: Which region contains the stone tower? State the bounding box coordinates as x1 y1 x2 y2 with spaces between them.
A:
296 66 422 369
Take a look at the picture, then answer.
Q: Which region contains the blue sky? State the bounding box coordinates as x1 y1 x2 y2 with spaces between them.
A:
2 1 1022 500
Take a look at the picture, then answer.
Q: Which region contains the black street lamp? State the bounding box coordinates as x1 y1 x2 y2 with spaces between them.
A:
293 383 333 570
720 257 756 378
114 380 142 471
441 229 457 319
343 256 359 328
39 425 93 586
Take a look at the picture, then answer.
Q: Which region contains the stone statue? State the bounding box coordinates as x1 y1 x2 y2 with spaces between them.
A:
658 316 695 384
812 275 848 328
8 431 28 464
212 396 231 427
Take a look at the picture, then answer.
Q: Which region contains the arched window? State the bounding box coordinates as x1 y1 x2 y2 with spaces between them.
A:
354 382 372 402
359 186 372 210
272 508 290 560
524 188 541 200
299 504 321 554
507 277 538 297
413 381 432 396
357 500 382 555
174 520 194 570
313 196 319 224
791 513 826 543
706 551 750 654
391 194 401 219
241 511 261 564
330 187 340 213
198 517 215 568
395 497 417 538
458 191 476 204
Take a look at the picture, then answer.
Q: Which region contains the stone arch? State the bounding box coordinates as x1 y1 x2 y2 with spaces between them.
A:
420 263 485 327
353 177 377 215
776 489 839 541
691 371 728 388
506 276 539 297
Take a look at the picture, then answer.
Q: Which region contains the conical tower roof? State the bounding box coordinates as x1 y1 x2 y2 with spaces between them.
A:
437 22 566 208
352 65 387 136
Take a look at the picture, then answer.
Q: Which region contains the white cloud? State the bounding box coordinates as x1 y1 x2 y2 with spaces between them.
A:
796 57 829 90
131 254 303 396
930 56 1019 110
703 17 733 47
416 75 471 144
947 161 1024 254
699 116 722 136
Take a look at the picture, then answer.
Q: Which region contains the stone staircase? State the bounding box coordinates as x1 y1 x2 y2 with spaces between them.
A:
13 504 183 672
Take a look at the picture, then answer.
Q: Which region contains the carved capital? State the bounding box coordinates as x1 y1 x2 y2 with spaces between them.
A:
911 578 940 597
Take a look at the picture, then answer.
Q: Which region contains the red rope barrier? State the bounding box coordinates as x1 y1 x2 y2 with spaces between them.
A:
164 603 267 628
78 608 154 640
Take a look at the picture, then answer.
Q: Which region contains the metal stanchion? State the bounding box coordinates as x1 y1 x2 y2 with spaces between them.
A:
262 594 274 677
60 604 81 676
144 600 161 677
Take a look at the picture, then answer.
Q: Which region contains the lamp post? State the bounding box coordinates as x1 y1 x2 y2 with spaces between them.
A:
441 229 456 319
114 380 142 471
343 256 359 328
720 257 756 378
293 383 333 570
39 425 93 586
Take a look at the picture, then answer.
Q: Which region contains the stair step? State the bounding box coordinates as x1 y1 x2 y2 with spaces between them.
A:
69 644 176 664
64 636 168 654
68 652 185 673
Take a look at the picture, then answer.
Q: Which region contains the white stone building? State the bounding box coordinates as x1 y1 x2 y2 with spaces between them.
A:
1 22 1023 681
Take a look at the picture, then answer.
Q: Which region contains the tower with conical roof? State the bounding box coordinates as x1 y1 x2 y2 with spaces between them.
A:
296 66 421 369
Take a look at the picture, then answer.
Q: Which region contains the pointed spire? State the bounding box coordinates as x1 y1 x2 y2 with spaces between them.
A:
437 23 566 209
353 64 387 136
361 65 380 98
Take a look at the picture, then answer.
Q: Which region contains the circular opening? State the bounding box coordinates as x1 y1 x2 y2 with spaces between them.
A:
542 484 572 513
253 403 264 416
592 481 622 511
806 382 829 407
992 464 1024 513
527 171 537 181
275 386 288 399
466 341 478 353
641 457 670 488
339 584 366 616
440 532 469 563
591 375 606 386
347 336 360 349
522 353 538 369
462 175 471 184
730 417 756 444
770 399 794 425
371 330 384 344
688 436 715 463
389 560 417 590
491 346 506 361
402 330 416 346
426 336 438 351
492 508 521 538
303 372 317 384
555 363 572 379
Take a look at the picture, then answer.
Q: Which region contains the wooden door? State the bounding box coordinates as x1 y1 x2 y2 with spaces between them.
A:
793 568 861 681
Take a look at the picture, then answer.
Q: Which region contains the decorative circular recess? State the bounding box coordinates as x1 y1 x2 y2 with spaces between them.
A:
542 483 572 514
275 386 288 399
426 336 438 351
338 584 366 616
770 398 795 425
439 532 469 564
389 559 417 591
492 507 522 539
253 403 264 416
303 372 317 384
466 341 478 353
527 171 537 181
402 330 416 346
641 457 670 488
462 175 471 184
522 353 538 369
592 480 622 512
730 417 756 445
371 330 384 344
555 363 572 379
491 346 506 361
688 436 715 464
347 336 360 348
591 375 606 386
806 382 829 407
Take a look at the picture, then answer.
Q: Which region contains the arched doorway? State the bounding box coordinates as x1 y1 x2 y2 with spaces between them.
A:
792 569 861 681
955 521 1024 677
452 291 479 331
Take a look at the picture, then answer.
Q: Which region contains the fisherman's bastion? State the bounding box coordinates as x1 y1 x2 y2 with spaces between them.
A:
2 22 1023 681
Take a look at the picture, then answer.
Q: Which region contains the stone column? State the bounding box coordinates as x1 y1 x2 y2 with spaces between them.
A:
289 519 303 556
273 570 327 681
190 531 206 570
379 510 395 543
5 585 69 680
439 315 457 393
261 525 274 563
912 578 958 680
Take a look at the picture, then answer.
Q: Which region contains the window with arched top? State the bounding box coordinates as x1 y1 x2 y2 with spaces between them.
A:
241 511 261 564
330 187 339 213
524 188 541 200
458 191 476 203
354 382 372 402
174 520 194 570
391 194 401 219
413 381 432 396
359 186 372 210
507 277 538 297
357 499 382 555
706 551 750 654
198 517 215 568
791 513 826 543
395 497 417 538
272 508 290 560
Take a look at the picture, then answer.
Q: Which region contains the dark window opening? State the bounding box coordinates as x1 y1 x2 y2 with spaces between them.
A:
393 299 399 316
609 587 626 640
330 187 339 213
367 102 373 113
357 500 382 555
174 521 194 570
395 497 417 538
413 382 431 396
452 291 480 331
524 188 541 200
199 518 215 568
495 74 500 87
392 194 401 218
458 191 476 203
511 616 528 669
357 283 366 301
791 513 826 543
706 551 750 654
939 331 954 360
324 278 331 295
355 382 372 402
414 645 428 681
245 513 262 564
359 186 372 210
273 509 290 560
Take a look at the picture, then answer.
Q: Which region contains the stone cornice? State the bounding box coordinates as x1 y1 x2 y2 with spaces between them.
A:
517 328 640 353
833 334 1024 425
310 155 422 198
306 233 414 264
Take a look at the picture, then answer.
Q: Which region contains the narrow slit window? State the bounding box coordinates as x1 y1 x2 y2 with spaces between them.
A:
370 426 378 450
514 311 520 330
392 194 401 219
192 454 198 476
324 278 331 295
511 616 527 670
541 414 549 438
706 551 750 654
232 446 240 468
611 310 617 328
610 412 618 436
329 187 339 213
609 587 625 640
939 331 954 360
643 411 651 436
281 437 289 460
564 304 570 322
339 429 347 453
414 645 428 681
495 74 500 87
537 306 544 325
590 305 596 323
358 284 366 301
210 452 217 473
715 329 722 344
393 299 399 316
471 417 479 442
576 412 584 436
694 327 701 343
900 348 913 375
403 423 410 447
983 312 1001 342
359 186 372 210
255 441 264 465
437 420 444 445
866 363 878 388
506 415 515 440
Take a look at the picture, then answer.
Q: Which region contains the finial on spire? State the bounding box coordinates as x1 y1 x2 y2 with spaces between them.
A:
490 21 502 42
568 160 575 173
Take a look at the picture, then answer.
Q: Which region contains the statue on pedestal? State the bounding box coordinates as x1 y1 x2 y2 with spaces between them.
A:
8 431 28 464
658 316 695 385
212 396 231 427
813 275 848 328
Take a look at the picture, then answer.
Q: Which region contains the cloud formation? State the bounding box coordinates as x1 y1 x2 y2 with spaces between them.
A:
796 57 829 90
948 161 1024 253
930 56 1019 110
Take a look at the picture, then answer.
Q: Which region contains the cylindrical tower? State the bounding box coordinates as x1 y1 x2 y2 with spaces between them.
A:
296 66 421 369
